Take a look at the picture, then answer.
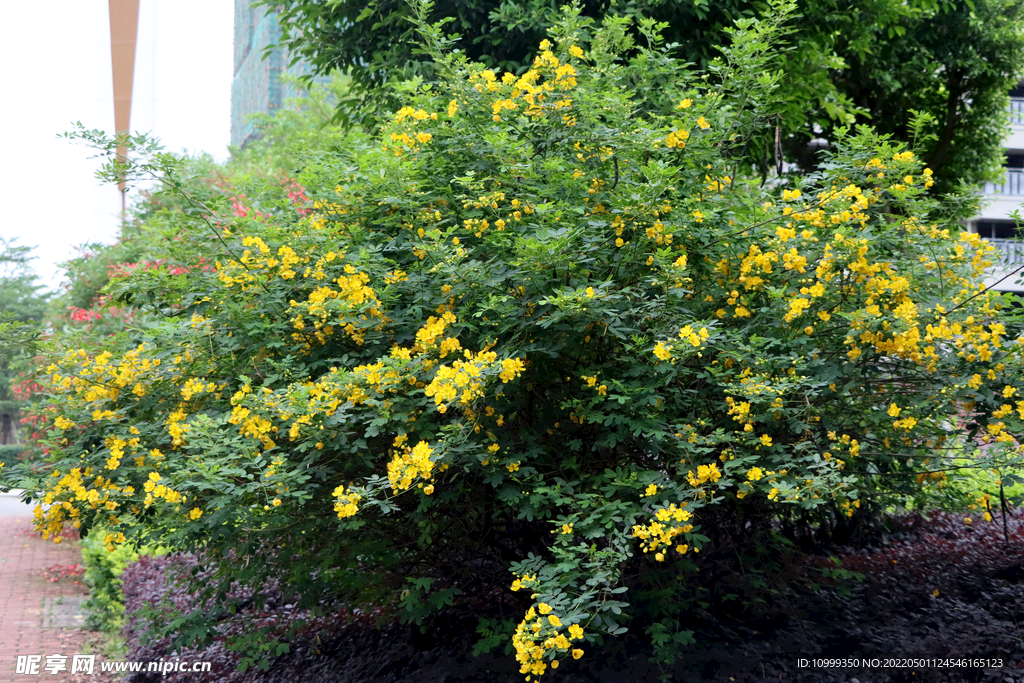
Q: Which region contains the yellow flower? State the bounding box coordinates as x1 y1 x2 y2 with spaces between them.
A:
697 116 710 130
677 98 693 109
548 615 562 627
569 45 584 58
499 358 525 383
653 342 673 361
572 649 584 660
423 484 435 495
887 403 901 417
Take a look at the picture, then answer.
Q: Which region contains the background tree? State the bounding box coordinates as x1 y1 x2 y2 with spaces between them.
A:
0 239 50 462
263 0 1024 194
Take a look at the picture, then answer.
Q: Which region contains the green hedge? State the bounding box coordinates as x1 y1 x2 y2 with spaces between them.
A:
81 529 166 632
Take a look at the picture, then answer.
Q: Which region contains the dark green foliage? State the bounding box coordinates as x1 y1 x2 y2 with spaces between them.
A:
262 0 1024 192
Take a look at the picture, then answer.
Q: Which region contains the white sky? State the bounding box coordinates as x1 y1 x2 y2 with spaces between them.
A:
0 0 233 293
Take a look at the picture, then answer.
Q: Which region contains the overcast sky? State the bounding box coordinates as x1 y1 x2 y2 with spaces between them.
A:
0 0 233 293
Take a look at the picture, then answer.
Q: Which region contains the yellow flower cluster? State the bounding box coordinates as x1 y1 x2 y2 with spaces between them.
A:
499 358 526 383
422 349 524 413
678 325 710 347
180 377 216 402
384 106 437 155
512 602 585 678
581 374 608 396
228 405 276 450
332 485 362 518
632 504 694 560
509 572 537 592
413 311 458 355
289 265 386 348
725 397 754 432
142 471 183 507
652 325 709 362
386 440 435 491
465 39 580 126
664 128 689 149
686 462 722 487
103 531 127 553
46 344 160 405
166 408 190 447
221 237 307 285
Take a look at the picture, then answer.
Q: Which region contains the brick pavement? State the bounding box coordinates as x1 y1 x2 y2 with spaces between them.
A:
0 494 95 683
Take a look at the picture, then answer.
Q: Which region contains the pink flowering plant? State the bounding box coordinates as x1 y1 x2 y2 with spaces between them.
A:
6 0 1024 675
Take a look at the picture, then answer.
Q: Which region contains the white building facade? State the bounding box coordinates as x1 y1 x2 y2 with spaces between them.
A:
969 88 1024 293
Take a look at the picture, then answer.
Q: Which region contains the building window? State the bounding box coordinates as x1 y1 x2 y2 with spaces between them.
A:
975 220 1022 239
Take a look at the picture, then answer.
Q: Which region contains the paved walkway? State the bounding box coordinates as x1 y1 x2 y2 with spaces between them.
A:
0 491 94 683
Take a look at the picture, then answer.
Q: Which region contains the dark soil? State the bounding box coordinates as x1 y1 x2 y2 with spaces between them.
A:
119 509 1024 683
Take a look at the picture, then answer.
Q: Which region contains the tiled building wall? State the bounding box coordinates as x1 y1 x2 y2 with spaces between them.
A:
231 1 317 148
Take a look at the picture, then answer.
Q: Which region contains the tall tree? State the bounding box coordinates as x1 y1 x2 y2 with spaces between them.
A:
263 0 1024 193
0 240 50 448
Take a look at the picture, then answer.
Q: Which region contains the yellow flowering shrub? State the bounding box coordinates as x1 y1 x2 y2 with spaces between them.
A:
7 5 1024 676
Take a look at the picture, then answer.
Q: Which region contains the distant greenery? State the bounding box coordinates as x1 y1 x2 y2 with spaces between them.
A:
0 238 50 460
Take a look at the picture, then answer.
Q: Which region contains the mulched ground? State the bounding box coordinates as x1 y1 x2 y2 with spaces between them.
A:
118 509 1024 683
